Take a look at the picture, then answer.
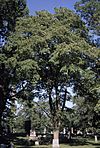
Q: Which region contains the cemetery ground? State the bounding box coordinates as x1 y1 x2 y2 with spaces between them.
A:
9 135 100 148
1 132 100 148
14 143 100 148
14 140 100 148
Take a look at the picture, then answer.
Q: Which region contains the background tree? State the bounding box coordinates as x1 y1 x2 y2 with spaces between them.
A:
0 0 29 42
74 0 100 141
0 0 30 136
13 99 50 134
75 0 100 36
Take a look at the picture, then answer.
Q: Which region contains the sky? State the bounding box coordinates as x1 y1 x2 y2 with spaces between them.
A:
27 0 79 15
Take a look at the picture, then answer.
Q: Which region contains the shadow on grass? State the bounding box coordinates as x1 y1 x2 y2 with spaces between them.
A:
14 138 35 146
16 146 48 148
63 138 100 147
87 141 100 146
13 134 52 146
67 138 87 146
11 134 100 148
0 135 11 145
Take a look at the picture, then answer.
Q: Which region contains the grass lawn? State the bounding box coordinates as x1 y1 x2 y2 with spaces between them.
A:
60 143 100 148
15 144 100 148
15 140 100 148
13 135 100 148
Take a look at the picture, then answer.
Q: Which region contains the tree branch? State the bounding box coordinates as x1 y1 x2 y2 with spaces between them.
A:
34 101 51 119
61 89 67 111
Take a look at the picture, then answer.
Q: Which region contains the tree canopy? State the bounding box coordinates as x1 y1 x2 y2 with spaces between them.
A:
0 2 100 145
6 7 99 139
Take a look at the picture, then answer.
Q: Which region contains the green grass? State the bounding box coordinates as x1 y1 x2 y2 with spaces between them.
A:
15 141 100 148
15 145 100 148
14 136 100 148
60 143 100 148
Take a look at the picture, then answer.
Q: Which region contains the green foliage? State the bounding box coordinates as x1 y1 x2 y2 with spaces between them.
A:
8 7 99 132
94 100 100 114
14 100 50 133
0 3 99 137
75 0 100 35
0 0 29 136
0 0 29 33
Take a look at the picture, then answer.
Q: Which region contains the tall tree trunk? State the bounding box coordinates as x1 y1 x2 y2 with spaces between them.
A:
52 115 60 148
48 86 66 148
52 129 60 148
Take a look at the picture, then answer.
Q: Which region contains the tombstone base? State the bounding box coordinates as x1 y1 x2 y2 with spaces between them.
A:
52 139 59 148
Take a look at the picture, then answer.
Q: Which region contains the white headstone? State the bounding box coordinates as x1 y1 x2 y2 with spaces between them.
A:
63 128 66 134
44 127 46 134
43 127 46 137
29 130 36 140
95 135 98 143
35 141 39 146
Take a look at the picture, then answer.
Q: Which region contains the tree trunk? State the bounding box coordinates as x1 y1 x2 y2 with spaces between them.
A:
52 129 59 148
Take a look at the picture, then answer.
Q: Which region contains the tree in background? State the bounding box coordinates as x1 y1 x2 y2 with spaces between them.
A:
75 0 100 36
13 99 50 134
75 0 100 47
0 0 29 136
0 0 29 40
74 0 100 142
7 7 99 147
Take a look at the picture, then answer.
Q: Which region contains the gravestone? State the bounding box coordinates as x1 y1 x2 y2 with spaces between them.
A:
29 130 36 140
25 120 31 136
35 140 39 146
71 127 74 134
95 135 98 143
43 127 46 137
63 128 66 135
